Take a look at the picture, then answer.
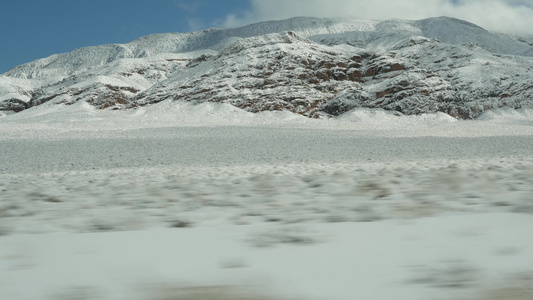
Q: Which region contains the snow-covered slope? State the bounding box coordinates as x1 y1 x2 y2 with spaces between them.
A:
2 17 378 80
2 16 533 119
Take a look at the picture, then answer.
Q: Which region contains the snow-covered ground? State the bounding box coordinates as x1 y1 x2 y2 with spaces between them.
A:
1 102 533 300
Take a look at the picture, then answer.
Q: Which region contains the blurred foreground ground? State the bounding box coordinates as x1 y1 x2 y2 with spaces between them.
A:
1 104 533 299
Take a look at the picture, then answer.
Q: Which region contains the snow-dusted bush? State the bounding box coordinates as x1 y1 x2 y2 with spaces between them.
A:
246 225 323 247
409 260 479 289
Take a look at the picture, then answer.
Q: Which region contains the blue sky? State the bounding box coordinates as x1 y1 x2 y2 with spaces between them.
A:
1 0 532 73
0 0 250 73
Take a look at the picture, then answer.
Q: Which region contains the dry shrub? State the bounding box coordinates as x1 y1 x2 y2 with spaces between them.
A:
357 180 390 199
480 286 533 300
146 285 285 300
474 273 533 300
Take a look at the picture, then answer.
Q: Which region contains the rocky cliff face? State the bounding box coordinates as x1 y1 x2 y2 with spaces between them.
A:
2 16 533 119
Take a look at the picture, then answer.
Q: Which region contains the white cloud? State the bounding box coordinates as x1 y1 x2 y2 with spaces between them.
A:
223 0 533 35
186 17 206 31
176 1 202 13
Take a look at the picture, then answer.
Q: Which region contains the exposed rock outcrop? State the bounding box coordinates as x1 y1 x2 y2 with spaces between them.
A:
0 98 28 113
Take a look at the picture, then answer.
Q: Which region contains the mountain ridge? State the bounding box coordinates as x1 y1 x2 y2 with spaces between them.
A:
1 16 533 118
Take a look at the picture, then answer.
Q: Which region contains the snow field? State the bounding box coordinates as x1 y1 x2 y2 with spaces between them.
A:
1 213 533 300
1 103 533 300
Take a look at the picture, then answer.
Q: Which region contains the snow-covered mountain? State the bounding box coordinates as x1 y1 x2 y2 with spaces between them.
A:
2 16 533 118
